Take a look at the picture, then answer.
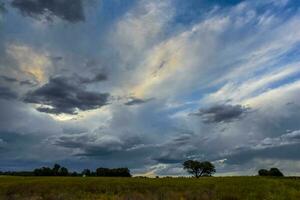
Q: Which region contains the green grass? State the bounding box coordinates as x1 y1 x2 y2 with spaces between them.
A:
0 176 299 200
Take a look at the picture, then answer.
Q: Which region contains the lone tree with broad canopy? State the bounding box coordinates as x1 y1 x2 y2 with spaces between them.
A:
183 160 216 178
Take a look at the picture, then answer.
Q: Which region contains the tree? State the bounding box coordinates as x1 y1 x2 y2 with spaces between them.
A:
33 167 53 176
269 168 284 177
183 160 216 178
95 167 131 177
70 171 78 176
59 167 69 176
96 167 110 176
258 168 284 177
52 164 61 176
82 169 91 176
258 169 269 176
33 164 70 176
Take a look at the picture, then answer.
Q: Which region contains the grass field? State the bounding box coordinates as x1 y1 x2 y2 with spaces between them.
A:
0 176 299 200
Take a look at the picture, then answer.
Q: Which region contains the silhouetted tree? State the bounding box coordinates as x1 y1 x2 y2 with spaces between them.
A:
82 169 91 176
96 167 131 177
59 167 69 176
269 168 284 176
52 163 61 176
70 171 79 176
33 164 70 176
258 168 284 177
183 160 216 178
258 169 269 176
34 167 53 176
96 168 109 176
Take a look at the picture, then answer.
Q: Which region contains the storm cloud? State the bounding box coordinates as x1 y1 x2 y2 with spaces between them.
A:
23 76 109 114
54 132 142 157
226 130 300 164
11 0 85 23
152 133 197 164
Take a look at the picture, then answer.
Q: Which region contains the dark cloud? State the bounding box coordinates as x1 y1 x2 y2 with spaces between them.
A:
227 143 300 165
62 125 88 135
124 97 154 106
48 56 64 64
23 76 109 114
54 133 141 157
54 134 87 149
49 56 63 62
79 73 108 84
191 104 251 123
11 0 85 23
226 131 300 164
0 75 18 83
154 156 183 164
0 86 18 100
153 134 197 164
0 75 37 86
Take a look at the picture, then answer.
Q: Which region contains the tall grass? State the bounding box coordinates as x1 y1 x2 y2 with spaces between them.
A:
0 176 299 199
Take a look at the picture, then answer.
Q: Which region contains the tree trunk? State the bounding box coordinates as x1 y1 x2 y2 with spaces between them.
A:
199 170 204 177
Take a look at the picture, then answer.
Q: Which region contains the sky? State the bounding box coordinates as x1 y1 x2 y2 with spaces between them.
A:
0 0 300 176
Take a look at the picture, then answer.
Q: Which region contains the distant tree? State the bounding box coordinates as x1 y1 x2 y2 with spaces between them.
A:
96 168 109 176
70 171 78 176
33 164 70 176
269 168 284 177
112 168 131 177
59 167 69 176
82 169 91 176
34 167 53 176
200 161 216 176
96 167 131 177
258 168 284 177
258 169 269 176
183 160 216 178
52 164 61 176
2 164 131 177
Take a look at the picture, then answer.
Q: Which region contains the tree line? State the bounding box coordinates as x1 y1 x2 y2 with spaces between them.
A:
0 161 284 177
0 164 131 177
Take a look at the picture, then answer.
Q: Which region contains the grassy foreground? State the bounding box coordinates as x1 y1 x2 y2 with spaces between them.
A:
0 176 299 200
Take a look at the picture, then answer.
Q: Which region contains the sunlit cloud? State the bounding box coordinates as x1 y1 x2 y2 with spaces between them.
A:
7 44 50 83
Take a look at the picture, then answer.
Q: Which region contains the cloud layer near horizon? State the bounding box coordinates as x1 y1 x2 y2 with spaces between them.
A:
0 0 300 176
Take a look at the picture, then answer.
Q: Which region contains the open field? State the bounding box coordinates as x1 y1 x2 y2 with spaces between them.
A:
0 176 299 200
